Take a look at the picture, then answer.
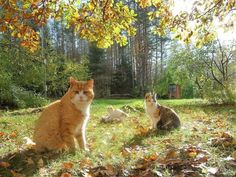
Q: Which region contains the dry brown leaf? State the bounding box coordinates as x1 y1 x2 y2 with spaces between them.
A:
135 125 149 136
210 131 236 148
166 149 178 159
80 158 93 168
10 132 17 138
63 162 74 169
0 132 4 137
61 172 72 177
0 161 10 168
161 139 172 145
221 132 233 139
11 170 20 177
145 154 158 161
196 155 208 164
121 150 130 157
105 164 116 175
111 134 117 141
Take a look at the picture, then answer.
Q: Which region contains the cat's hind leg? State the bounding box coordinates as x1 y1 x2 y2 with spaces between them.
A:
61 130 76 152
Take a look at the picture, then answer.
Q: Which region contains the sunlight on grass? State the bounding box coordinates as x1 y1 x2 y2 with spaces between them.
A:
0 99 236 176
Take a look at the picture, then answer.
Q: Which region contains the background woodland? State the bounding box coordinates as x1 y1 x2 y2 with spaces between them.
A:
0 0 236 108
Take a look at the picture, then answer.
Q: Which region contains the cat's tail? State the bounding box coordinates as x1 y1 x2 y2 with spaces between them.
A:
123 112 129 117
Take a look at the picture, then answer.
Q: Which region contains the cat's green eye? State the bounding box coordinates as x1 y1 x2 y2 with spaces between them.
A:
74 91 79 94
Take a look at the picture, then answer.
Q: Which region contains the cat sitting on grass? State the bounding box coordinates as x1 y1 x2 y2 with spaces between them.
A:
33 77 94 152
144 93 181 131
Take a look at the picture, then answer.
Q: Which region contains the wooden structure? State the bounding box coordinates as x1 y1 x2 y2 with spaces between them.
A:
168 84 181 99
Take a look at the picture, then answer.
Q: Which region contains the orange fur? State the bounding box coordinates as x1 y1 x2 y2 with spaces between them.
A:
153 109 160 118
33 77 94 152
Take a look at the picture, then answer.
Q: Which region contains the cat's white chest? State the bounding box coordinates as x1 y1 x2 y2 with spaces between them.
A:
75 105 90 133
80 105 90 119
145 103 156 117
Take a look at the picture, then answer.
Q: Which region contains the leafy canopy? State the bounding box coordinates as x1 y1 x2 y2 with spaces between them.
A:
0 0 235 51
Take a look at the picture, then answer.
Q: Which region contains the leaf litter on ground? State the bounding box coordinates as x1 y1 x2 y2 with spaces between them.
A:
55 144 218 177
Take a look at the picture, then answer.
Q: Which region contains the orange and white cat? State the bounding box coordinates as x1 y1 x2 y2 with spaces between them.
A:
33 77 94 152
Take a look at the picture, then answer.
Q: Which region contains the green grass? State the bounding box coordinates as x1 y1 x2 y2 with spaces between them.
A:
0 99 236 177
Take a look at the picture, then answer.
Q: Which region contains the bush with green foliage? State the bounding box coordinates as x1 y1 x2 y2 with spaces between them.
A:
0 46 90 108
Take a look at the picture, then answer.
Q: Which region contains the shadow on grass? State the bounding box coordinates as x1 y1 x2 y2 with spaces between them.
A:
124 129 173 147
0 149 61 177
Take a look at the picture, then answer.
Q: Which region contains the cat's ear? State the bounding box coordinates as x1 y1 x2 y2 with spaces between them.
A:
87 79 94 88
107 106 113 113
145 92 151 99
69 77 77 87
153 93 157 102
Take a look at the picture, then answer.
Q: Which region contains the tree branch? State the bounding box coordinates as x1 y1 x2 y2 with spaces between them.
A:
196 0 222 19
210 53 225 87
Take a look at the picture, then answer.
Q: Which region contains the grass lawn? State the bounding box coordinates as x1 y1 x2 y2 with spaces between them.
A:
0 99 236 177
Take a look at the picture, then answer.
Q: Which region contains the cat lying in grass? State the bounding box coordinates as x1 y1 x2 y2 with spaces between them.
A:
33 77 94 152
101 106 128 123
144 93 181 130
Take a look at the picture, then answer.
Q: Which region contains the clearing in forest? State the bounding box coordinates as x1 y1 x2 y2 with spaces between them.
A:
0 99 236 177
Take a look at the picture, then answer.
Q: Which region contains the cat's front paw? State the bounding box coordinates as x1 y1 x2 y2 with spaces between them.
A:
150 126 157 130
84 146 90 152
